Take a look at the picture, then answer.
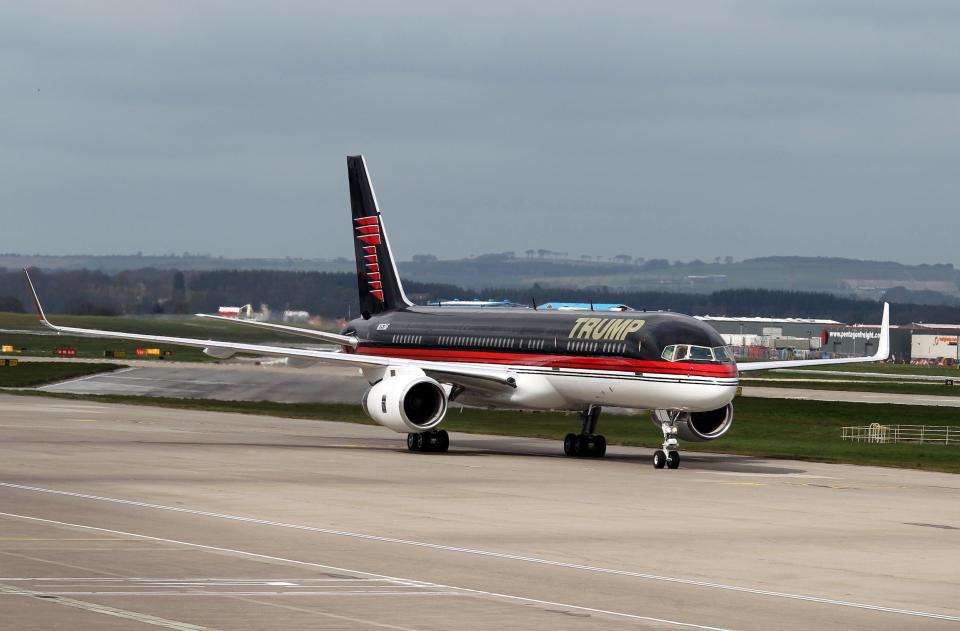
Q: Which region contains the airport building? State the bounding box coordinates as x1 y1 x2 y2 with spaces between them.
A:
698 315 959 365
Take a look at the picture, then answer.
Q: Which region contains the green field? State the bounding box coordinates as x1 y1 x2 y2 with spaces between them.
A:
792 363 960 377
0 311 336 362
742 363 960 396
0 362 122 387
12 391 960 473
743 377 960 397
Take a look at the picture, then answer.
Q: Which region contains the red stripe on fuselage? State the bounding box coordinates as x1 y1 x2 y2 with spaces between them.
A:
355 346 738 378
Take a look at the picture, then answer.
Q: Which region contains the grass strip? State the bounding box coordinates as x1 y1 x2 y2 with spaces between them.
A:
0 362 123 387
742 379 960 397
790 362 960 378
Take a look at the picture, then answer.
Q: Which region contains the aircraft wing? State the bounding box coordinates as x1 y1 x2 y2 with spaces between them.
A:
195 313 358 348
737 303 890 372
23 270 517 391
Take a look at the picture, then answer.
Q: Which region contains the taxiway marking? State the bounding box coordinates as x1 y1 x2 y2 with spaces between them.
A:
0 582 213 630
1 481 957 623
0 510 735 631
41 367 137 390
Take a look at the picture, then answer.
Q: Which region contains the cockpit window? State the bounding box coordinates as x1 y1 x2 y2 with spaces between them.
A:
688 346 714 361
713 346 735 363
661 344 735 363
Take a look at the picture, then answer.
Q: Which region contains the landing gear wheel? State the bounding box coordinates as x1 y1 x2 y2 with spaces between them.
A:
653 449 667 469
667 450 680 469
563 406 607 458
570 434 583 456
408 430 449 453
594 435 607 458
580 435 596 456
406 433 421 452
436 430 450 453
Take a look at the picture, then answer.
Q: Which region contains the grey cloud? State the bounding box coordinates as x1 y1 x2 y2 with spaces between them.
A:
1 1 957 265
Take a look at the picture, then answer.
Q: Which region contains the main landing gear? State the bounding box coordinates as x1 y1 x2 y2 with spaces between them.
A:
407 430 449 453
653 410 681 469
563 405 606 458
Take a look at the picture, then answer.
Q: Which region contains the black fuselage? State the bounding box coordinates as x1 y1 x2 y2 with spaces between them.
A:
343 307 728 366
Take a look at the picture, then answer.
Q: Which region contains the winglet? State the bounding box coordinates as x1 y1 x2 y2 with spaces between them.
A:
23 269 55 330
875 302 890 361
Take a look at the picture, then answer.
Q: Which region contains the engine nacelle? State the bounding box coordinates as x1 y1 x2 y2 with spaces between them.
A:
362 370 448 433
651 403 734 442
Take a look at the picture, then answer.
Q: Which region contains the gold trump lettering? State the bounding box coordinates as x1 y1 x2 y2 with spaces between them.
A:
568 317 645 340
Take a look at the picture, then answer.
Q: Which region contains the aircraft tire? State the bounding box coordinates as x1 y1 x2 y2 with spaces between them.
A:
653 450 667 469
594 435 606 458
436 430 450 452
667 451 680 469
563 433 577 456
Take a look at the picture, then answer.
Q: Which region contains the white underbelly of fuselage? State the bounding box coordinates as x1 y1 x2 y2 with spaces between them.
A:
457 366 738 412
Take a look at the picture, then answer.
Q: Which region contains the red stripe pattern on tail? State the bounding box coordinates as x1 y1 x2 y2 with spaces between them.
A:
356 218 384 302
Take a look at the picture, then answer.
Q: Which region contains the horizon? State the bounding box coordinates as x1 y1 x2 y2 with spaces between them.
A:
0 251 956 269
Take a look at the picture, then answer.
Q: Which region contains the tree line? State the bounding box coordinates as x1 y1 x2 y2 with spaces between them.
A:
0 267 957 325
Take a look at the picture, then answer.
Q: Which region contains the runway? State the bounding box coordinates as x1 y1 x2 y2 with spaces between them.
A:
36 361 368 404
30 359 960 408
0 393 957 630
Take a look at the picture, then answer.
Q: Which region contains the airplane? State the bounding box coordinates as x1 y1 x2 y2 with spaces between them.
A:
22 155 891 469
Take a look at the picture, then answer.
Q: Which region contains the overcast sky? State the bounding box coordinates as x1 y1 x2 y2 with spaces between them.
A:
1 1 958 265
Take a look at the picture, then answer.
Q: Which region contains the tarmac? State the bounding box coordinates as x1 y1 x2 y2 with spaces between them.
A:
37 361 368 404
0 393 957 630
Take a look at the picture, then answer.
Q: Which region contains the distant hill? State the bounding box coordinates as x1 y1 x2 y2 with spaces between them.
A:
403 255 960 301
1 268 958 325
0 253 354 274
2 253 957 302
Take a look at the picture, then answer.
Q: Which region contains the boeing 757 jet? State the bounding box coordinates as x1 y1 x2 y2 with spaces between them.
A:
24 156 890 468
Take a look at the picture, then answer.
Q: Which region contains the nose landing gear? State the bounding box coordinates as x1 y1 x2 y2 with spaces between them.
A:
653 410 682 469
653 449 680 469
563 405 606 458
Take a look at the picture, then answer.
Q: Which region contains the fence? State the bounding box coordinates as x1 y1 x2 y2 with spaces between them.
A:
841 424 958 445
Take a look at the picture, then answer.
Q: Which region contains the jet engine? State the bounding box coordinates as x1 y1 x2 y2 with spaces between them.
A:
362 371 448 433
651 403 734 442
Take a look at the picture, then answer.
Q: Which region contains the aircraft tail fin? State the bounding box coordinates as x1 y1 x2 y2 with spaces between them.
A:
347 155 412 317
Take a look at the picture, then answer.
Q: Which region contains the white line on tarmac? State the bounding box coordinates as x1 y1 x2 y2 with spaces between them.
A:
1 481 955 623
0 591 461 597
0 582 212 630
0 578 412 583
39 366 137 390
101 375 239 386
0 511 735 631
